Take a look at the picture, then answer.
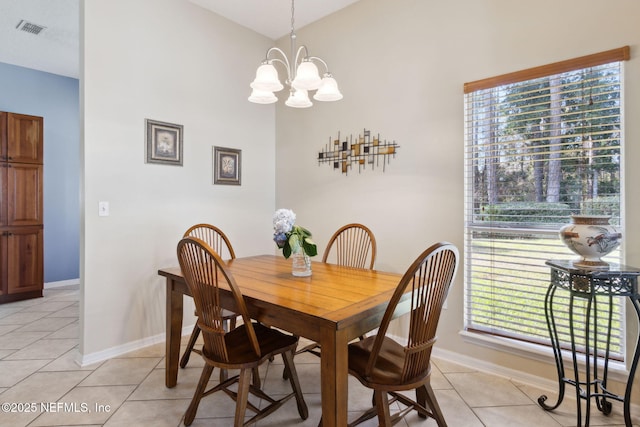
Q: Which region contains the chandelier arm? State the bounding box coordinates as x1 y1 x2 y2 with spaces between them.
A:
307 56 331 75
265 47 289 66
294 45 310 66
265 47 293 82
270 58 293 83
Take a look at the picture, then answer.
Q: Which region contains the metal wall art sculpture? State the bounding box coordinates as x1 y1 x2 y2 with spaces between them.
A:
317 129 399 175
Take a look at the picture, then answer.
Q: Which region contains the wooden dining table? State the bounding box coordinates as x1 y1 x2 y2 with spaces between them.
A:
158 254 407 427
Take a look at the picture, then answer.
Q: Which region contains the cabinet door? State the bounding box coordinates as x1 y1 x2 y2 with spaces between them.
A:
0 164 6 226
0 112 7 162
5 227 43 295
7 163 43 226
0 232 7 297
5 113 43 164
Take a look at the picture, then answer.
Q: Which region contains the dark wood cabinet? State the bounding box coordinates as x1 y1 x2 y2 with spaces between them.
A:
0 112 43 303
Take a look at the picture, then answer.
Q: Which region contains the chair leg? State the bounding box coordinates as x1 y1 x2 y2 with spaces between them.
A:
252 367 261 389
282 335 296 380
374 390 392 426
218 317 236 382
214 317 265 388
234 368 252 426
419 384 447 427
184 364 214 426
416 385 427 419
219 367 228 383
180 324 201 368
282 349 309 420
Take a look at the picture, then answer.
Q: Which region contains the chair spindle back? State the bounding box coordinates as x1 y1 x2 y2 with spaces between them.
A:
176 237 259 364
367 242 459 382
183 224 236 260
322 223 377 270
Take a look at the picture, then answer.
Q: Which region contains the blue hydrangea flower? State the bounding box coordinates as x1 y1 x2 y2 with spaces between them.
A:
272 208 317 259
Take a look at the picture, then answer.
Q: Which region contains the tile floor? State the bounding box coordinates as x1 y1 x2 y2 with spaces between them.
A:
0 285 638 426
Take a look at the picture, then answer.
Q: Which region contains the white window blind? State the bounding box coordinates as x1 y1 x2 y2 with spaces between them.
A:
463 47 629 359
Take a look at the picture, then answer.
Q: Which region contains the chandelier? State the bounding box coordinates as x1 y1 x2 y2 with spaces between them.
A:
248 0 343 108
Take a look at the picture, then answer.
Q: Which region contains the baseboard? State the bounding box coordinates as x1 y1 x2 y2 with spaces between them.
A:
431 345 558 392
430 343 640 416
76 324 194 367
44 278 80 289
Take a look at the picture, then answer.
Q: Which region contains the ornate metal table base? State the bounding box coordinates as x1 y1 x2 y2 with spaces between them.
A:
539 260 640 426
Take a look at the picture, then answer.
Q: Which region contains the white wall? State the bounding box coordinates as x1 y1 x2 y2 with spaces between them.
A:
80 0 276 360
275 0 640 399
79 0 640 402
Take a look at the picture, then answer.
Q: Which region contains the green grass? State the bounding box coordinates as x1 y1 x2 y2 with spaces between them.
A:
467 234 623 355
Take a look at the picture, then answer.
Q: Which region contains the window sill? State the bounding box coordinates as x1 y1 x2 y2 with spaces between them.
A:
459 330 630 383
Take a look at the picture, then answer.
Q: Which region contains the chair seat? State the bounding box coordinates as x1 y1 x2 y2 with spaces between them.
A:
194 308 236 319
204 322 297 367
221 308 236 319
348 336 430 389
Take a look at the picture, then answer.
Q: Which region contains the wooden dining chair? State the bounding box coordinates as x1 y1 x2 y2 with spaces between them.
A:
322 223 377 270
180 224 237 369
287 223 378 378
177 236 308 426
180 224 260 386
346 242 459 427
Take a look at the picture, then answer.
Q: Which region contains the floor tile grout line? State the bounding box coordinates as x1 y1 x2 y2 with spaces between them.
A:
7 285 633 426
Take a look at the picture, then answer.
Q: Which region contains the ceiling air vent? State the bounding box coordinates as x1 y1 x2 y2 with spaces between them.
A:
15 20 46 35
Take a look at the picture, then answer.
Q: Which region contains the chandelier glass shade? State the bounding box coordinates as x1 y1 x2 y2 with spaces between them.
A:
248 0 343 108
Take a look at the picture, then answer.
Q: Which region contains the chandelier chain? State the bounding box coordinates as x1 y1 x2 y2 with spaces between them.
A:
290 0 295 38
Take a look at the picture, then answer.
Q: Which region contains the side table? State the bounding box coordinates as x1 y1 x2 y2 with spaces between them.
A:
538 259 640 426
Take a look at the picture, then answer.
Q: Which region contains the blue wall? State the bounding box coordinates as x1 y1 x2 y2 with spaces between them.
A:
0 62 79 283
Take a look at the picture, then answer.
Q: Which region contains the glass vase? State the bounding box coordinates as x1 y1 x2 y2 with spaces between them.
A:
291 250 312 277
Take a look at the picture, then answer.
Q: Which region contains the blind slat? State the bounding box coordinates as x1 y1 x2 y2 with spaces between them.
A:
464 51 625 359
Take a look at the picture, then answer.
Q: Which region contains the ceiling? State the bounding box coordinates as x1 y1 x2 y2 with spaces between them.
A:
189 0 360 40
0 0 359 80
0 0 80 78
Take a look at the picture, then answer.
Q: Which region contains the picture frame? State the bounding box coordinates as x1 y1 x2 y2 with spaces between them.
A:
213 146 241 185
145 119 183 166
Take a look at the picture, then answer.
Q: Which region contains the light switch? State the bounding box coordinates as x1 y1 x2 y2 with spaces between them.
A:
99 201 109 217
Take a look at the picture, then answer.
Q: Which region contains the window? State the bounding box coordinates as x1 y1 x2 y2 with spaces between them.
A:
463 47 630 359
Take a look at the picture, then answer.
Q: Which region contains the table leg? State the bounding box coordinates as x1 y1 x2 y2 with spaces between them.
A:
595 295 613 415
319 328 349 427
624 297 640 426
539 283 566 411
581 292 595 426
165 278 183 388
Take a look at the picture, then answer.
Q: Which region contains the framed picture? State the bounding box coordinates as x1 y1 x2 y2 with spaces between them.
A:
213 146 241 185
145 119 183 166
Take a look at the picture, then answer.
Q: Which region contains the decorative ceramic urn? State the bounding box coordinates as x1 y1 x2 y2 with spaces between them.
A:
559 215 622 269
